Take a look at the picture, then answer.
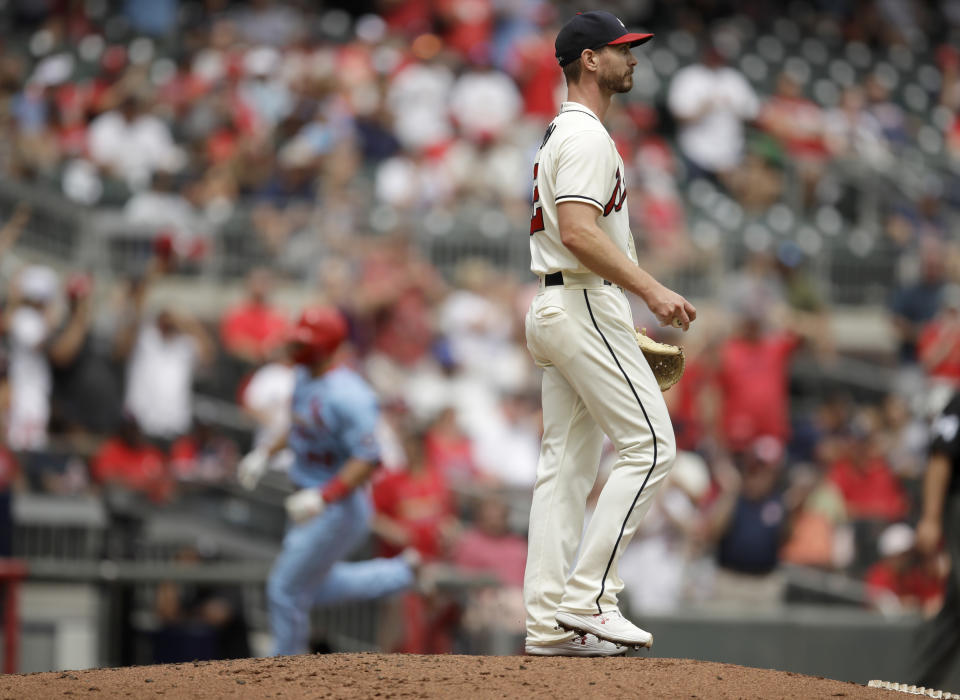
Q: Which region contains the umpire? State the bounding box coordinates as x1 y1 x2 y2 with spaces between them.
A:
913 390 960 688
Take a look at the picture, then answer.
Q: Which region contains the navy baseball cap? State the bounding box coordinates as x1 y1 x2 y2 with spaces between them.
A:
555 11 654 67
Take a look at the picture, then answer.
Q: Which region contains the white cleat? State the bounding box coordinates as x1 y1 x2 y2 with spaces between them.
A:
556 609 654 648
525 632 627 657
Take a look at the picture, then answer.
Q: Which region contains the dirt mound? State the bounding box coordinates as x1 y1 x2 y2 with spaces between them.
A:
0 653 891 699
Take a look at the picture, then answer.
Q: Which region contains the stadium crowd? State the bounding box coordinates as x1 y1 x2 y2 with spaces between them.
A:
1 0 960 656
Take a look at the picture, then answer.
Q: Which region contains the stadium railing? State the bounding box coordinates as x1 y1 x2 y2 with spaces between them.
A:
3 154 951 309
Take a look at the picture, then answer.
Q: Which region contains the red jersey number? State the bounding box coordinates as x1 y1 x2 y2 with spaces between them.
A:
530 162 544 235
603 168 626 216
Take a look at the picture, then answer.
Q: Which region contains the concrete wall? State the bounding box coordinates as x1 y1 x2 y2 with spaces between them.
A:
646 606 960 690
9 583 101 673
8 595 960 691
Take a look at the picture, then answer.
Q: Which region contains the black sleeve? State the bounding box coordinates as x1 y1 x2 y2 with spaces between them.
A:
930 395 960 460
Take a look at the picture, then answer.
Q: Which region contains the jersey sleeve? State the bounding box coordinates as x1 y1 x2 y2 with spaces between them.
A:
553 129 617 212
930 396 960 460
336 384 382 463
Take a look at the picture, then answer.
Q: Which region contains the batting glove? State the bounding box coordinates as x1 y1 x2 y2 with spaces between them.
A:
237 447 269 491
285 488 326 523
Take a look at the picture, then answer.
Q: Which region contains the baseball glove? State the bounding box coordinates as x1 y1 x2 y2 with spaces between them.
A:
635 328 685 392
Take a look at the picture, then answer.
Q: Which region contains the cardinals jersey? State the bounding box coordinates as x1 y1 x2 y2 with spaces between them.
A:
287 365 381 489
529 101 638 276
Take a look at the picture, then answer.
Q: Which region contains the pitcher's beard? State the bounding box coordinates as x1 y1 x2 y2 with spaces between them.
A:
599 71 633 94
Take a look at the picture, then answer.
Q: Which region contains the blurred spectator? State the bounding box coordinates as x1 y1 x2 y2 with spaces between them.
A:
775 242 824 315
372 428 457 561
372 427 459 654
435 0 494 57
453 494 527 644
725 138 785 213
947 112 960 162
169 422 239 483
889 239 947 364
866 523 943 615
707 437 789 609
47 272 122 440
824 86 892 169
4 265 58 450
470 392 541 488
878 394 929 480
0 204 30 283
423 406 478 487
453 494 525 585
116 272 215 441
826 419 908 522
627 107 692 272
437 259 524 390
667 43 759 184
802 392 856 467
758 71 829 210
666 330 721 452
238 46 292 131
152 545 251 663
918 284 960 385
863 73 909 147
716 305 800 452
219 268 290 366
386 58 455 152
725 250 786 322
124 0 178 37
360 233 445 369
123 171 208 259
773 244 836 360
620 451 712 613
506 23 564 121
886 183 950 256
941 45 960 112
240 355 295 450
91 414 172 503
449 57 521 143
353 101 402 165
780 464 852 571
87 94 185 192
232 0 304 47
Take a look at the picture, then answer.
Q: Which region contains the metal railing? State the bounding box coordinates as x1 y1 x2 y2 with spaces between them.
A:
2 156 952 309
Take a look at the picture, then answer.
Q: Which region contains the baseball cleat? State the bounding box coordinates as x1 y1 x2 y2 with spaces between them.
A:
556 609 654 648
525 633 627 657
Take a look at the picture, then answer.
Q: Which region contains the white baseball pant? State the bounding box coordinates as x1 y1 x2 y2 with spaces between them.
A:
523 273 677 646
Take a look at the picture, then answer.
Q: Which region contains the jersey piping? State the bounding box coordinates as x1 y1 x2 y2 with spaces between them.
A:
559 107 601 122
555 194 604 209
583 289 660 614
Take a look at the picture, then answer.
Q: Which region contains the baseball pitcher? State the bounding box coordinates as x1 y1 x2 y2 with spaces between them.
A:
523 11 696 657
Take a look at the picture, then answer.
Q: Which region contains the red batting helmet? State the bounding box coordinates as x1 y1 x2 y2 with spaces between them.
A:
288 306 348 366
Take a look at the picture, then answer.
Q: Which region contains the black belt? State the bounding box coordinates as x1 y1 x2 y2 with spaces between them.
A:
544 271 613 287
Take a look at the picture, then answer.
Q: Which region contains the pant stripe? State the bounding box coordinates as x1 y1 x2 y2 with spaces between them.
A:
582 289 659 614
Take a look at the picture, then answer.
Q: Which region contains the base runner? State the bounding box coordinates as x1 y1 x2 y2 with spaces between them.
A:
238 307 417 656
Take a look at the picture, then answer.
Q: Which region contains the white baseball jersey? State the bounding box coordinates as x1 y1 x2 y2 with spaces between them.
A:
522 103 678 649
529 101 637 276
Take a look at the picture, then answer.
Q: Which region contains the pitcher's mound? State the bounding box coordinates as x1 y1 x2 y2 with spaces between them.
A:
0 653 893 698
